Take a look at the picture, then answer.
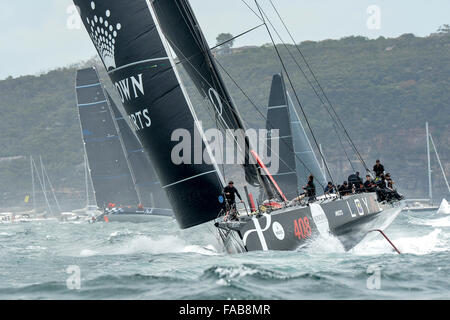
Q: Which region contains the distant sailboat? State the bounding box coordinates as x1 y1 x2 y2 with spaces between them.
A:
12 156 61 222
403 122 449 212
437 199 450 214
71 154 100 218
75 67 172 222
106 91 171 210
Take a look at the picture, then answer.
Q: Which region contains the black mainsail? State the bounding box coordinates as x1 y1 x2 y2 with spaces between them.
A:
106 91 171 209
74 0 225 228
265 74 298 199
75 67 140 209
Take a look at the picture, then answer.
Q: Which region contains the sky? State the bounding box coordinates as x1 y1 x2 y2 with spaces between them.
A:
0 0 449 80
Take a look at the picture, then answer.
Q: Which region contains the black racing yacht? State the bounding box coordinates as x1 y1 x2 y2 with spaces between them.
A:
75 67 173 222
74 0 404 251
216 74 403 252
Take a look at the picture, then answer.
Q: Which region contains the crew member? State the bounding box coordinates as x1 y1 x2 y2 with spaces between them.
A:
385 173 404 200
223 181 243 207
338 181 351 196
302 175 316 200
348 171 364 192
385 173 394 189
324 182 336 194
373 159 385 177
363 175 375 192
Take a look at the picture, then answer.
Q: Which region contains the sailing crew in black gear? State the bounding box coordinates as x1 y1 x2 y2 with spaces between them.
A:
348 171 364 192
373 159 385 177
338 181 351 196
223 181 243 207
324 182 336 194
363 175 375 192
303 175 316 200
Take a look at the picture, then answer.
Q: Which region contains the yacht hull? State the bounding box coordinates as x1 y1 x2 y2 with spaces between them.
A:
216 193 404 252
96 207 174 223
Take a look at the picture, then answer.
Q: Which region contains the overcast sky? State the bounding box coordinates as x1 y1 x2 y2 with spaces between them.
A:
1 0 449 80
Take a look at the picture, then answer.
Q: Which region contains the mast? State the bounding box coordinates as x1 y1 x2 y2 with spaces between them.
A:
429 131 450 195
41 160 62 215
30 156 36 212
319 144 327 181
426 122 432 204
32 157 53 215
84 154 89 208
40 155 46 197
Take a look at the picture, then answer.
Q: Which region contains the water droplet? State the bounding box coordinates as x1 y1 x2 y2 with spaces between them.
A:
91 1 95 10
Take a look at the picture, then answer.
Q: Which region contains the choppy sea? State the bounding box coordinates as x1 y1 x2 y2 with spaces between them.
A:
0 209 449 300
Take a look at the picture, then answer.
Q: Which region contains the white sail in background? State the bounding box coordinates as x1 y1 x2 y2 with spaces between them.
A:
437 199 450 214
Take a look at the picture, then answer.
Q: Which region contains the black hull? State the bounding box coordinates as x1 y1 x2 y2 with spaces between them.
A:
216 193 404 252
96 207 174 223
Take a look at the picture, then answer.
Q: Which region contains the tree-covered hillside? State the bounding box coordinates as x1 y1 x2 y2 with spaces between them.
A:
1 32 449 209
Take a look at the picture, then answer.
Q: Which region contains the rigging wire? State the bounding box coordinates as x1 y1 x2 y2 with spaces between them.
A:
254 3 357 173
241 0 366 176
254 0 336 186
163 0 328 193
214 57 327 190
210 23 265 51
268 0 370 173
167 33 325 191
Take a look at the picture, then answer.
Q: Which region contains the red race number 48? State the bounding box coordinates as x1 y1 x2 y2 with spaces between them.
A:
294 217 312 240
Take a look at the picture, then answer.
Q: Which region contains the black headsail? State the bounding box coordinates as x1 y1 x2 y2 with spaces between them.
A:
151 0 262 188
265 74 298 199
106 91 171 209
74 0 225 228
75 67 140 209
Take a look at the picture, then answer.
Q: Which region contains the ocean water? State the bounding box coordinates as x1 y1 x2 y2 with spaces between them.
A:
0 210 449 300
